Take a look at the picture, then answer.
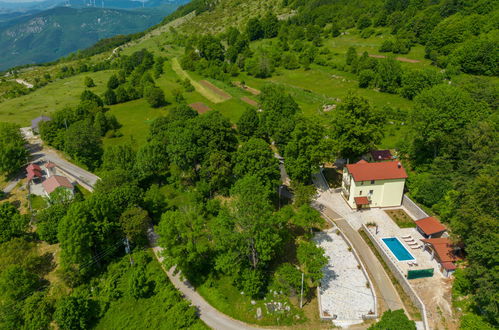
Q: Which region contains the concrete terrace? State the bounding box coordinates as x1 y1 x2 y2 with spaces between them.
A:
314 228 375 326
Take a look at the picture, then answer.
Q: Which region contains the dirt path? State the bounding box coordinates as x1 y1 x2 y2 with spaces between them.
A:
171 58 228 103
368 54 421 63
15 79 34 89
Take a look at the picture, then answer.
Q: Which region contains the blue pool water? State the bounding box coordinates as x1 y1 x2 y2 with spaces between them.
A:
382 237 415 261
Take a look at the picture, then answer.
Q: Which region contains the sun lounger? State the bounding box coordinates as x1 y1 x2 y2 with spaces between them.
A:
407 241 418 246
404 238 415 242
410 245 421 249
401 235 411 239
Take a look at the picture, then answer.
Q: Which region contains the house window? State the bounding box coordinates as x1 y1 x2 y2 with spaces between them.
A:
360 181 364 185
359 191 363 195
371 180 375 184
369 190 374 195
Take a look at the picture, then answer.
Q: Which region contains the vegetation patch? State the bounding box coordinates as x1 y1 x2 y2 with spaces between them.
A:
385 209 416 228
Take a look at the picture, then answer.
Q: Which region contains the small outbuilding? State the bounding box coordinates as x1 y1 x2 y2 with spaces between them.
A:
422 238 459 277
31 116 52 134
42 175 74 197
365 150 395 162
415 216 446 238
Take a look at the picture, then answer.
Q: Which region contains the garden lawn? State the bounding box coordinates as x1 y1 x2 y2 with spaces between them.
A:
385 209 416 228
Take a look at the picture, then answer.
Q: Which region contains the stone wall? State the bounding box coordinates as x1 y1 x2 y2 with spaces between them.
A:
402 195 429 220
361 224 429 330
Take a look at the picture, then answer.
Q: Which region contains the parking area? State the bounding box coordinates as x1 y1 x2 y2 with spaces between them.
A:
314 228 375 326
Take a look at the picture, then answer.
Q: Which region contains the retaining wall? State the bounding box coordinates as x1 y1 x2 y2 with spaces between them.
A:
361 224 429 330
402 195 429 220
55 166 95 192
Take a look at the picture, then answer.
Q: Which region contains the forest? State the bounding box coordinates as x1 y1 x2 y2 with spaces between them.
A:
0 0 497 329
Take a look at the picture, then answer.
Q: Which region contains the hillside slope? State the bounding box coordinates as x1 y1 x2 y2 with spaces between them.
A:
0 4 182 70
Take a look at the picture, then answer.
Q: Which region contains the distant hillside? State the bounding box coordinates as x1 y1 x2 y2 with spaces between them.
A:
0 2 188 70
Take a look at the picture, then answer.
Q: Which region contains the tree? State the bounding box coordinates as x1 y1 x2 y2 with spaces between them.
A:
284 116 334 182
64 120 103 170
134 141 169 180
259 84 300 145
0 202 28 243
237 108 261 139
83 76 95 88
22 291 54 330
107 74 120 89
410 84 482 164
128 266 153 299
198 35 225 62
374 57 402 93
271 263 302 295
346 46 357 65
246 17 264 41
80 90 103 107
57 203 94 272
119 207 150 246
104 89 117 105
329 94 385 158
296 241 327 286
37 203 70 244
233 138 280 190
143 184 168 222
200 151 233 195
357 15 372 29
368 309 416 330
54 296 93 330
211 176 283 296
102 143 136 171
144 85 166 108
0 122 28 175
0 265 38 301
291 205 324 232
261 13 279 38
400 68 443 100
157 204 211 278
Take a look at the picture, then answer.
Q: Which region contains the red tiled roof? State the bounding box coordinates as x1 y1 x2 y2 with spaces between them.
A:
415 216 446 235
346 160 408 181
371 150 393 161
27 163 41 172
422 238 458 263
45 162 56 169
354 196 370 205
42 175 73 194
26 168 42 181
442 262 456 271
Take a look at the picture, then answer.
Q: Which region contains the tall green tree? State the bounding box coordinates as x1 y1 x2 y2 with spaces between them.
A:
284 116 334 182
0 202 28 243
233 138 280 190
64 119 103 170
296 241 327 286
368 309 416 330
0 122 28 175
329 95 385 158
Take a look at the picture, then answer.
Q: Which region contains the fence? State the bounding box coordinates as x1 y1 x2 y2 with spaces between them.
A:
361 224 429 330
402 195 429 220
408 269 434 280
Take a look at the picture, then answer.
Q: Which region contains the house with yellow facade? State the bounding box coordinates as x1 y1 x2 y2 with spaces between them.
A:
341 160 408 209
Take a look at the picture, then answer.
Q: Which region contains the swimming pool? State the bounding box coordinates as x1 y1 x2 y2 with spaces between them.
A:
381 237 415 261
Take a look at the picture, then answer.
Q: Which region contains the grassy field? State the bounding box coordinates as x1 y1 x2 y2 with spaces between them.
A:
0 70 113 125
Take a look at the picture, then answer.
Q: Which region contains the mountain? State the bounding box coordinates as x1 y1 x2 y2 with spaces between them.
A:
0 4 185 70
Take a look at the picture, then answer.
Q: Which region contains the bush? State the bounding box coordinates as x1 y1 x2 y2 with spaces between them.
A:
360 28 375 39
358 69 376 88
144 86 166 108
83 77 95 88
379 40 394 52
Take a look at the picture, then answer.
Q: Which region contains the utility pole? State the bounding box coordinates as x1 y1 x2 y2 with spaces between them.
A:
124 238 134 266
300 272 304 308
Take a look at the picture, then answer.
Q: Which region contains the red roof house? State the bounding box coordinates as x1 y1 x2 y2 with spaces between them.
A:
342 160 408 209
415 216 447 238
26 164 43 181
42 175 73 195
345 160 408 182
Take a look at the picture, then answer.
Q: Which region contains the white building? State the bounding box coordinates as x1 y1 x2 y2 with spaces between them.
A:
341 160 407 209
